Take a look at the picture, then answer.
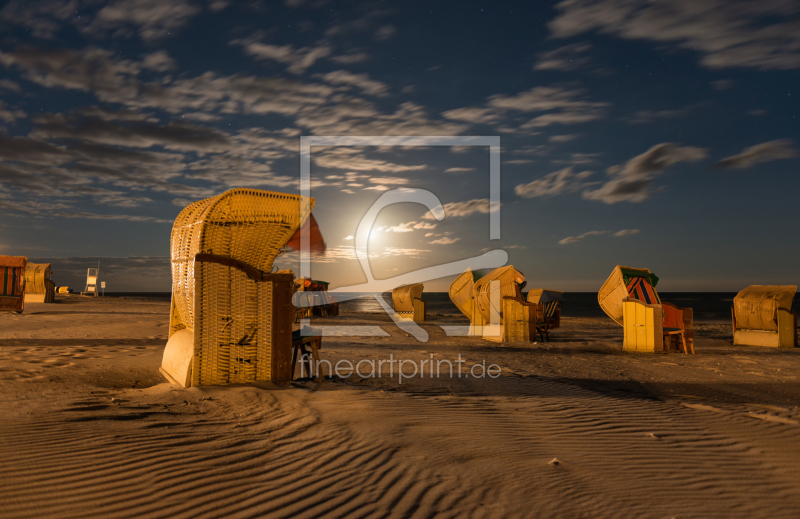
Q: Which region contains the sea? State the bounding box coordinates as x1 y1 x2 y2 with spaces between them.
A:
103 292 799 323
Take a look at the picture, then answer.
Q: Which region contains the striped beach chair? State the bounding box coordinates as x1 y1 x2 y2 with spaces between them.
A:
0 256 27 313
599 265 694 354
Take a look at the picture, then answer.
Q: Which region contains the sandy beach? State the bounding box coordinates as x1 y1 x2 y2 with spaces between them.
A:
2 294 800 518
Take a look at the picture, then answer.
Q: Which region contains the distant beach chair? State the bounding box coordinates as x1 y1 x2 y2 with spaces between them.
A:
732 285 797 348
598 265 694 354
294 277 338 320
160 188 316 388
527 289 564 342
0 255 27 313
392 283 426 322
23 263 55 304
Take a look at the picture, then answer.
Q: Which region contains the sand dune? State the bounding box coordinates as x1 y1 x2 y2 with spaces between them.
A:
1 295 800 518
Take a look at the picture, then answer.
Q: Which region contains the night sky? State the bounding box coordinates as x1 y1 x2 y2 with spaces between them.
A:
0 0 797 292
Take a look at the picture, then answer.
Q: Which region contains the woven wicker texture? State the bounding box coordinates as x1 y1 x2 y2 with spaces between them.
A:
169 188 313 386
598 265 654 326
24 263 52 294
392 283 423 313
474 266 525 322
734 285 797 332
449 269 475 321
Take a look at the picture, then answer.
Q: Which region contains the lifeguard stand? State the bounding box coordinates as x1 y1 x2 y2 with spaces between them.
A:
82 267 99 296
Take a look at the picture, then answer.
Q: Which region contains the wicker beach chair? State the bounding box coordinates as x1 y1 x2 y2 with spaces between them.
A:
294 277 338 319
392 283 426 322
474 265 526 342
527 289 564 341
732 285 797 347
24 263 55 304
0 255 27 313
598 265 694 354
449 268 486 337
160 188 314 388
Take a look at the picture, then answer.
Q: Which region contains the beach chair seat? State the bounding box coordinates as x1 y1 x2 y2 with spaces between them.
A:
161 188 315 388
0 256 27 313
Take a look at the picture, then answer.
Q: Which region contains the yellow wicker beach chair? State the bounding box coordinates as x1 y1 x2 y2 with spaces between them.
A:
23 263 55 304
599 265 694 354
449 268 486 337
732 285 797 348
474 265 526 342
160 188 314 388
392 283 426 322
0 255 27 313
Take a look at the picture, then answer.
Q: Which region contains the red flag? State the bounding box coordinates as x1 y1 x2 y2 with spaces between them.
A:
286 213 326 254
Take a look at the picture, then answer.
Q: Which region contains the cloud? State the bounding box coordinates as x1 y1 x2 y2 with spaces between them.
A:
423 198 500 220
0 79 21 92
88 0 201 41
549 0 800 70
141 50 176 72
623 109 686 125
237 41 332 74
443 86 608 131
712 79 734 90
0 101 26 123
515 167 594 198
343 235 354 241
52 211 172 223
329 52 370 64
534 43 592 71
582 143 707 203
320 70 388 96
430 236 461 245
374 24 397 40
560 228 641 244
549 134 578 143
714 139 798 169
559 230 607 245
444 167 475 173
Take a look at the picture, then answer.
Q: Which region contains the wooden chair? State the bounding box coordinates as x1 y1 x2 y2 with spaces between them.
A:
291 329 323 383
160 188 314 387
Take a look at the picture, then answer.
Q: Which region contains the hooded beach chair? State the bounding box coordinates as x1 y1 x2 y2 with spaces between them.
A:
732 285 797 347
598 265 694 354
160 188 319 388
0 255 26 313
449 268 484 336
527 289 564 341
23 263 55 304
392 283 426 322
473 265 531 342
294 277 338 319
